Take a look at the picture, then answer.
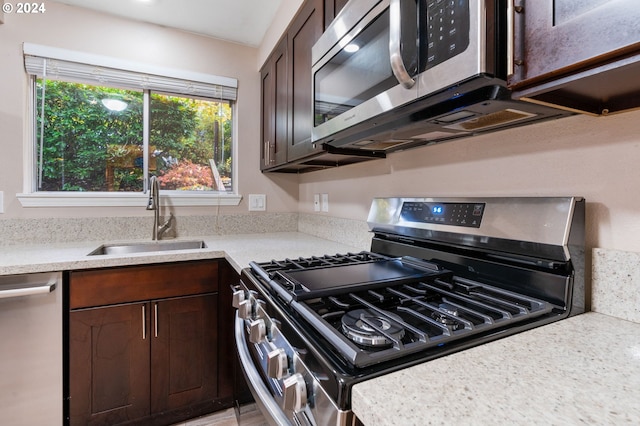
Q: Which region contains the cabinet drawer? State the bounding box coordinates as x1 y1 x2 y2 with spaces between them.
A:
70 260 218 309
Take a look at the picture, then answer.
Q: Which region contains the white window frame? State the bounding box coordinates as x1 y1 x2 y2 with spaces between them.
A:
17 43 242 208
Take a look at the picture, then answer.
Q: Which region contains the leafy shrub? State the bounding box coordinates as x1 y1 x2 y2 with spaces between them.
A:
157 160 214 190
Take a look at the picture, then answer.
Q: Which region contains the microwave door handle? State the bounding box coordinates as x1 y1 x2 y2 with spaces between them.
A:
389 0 416 89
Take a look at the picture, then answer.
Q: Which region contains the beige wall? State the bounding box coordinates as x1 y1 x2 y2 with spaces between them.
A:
0 1 298 219
299 109 640 252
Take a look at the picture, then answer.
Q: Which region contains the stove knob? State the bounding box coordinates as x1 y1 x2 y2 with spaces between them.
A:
237 299 253 320
249 319 266 344
231 288 245 309
283 373 307 413
266 348 288 380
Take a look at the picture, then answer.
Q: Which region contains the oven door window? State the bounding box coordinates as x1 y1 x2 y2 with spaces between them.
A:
313 7 417 127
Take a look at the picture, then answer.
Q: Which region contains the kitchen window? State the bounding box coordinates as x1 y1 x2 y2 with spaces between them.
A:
18 43 241 207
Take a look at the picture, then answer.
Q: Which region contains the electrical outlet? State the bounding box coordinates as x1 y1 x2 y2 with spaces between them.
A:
321 193 329 212
314 194 320 212
248 194 266 211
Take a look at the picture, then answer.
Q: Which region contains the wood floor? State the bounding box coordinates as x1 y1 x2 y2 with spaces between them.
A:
171 404 268 426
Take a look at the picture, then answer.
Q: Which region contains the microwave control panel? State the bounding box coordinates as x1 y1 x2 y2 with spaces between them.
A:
423 0 470 69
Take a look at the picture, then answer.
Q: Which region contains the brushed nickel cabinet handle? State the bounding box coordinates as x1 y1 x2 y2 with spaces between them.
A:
142 305 146 340
154 303 159 338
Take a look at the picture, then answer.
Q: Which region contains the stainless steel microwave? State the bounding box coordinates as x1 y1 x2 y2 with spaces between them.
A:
311 0 571 152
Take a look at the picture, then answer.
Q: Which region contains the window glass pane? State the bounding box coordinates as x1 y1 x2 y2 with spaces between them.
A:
36 79 144 191
150 93 232 192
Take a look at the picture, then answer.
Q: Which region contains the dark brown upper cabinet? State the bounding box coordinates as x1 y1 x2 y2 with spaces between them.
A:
508 0 640 115
287 0 325 162
260 0 325 171
260 38 288 170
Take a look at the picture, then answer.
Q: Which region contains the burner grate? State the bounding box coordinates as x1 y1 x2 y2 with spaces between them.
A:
293 274 556 367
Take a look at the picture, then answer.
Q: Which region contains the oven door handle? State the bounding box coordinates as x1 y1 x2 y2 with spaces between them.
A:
389 0 416 89
235 313 291 426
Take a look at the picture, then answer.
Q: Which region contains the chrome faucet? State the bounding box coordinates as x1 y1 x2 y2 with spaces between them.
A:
146 176 174 240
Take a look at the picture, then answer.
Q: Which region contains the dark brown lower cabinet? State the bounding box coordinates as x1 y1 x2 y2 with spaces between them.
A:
68 260 234 426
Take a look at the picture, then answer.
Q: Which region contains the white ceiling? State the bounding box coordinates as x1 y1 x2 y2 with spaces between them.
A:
55 0 283 47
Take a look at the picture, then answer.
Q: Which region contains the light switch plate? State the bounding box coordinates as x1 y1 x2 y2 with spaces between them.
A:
314 194 320 211
248 194 266 211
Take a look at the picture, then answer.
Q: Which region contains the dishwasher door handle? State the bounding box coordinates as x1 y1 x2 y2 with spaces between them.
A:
0 282 56 299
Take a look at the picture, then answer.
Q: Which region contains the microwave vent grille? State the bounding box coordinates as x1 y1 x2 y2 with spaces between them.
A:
444 109 537 131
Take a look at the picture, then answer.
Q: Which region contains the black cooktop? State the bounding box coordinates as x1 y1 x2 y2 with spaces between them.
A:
278 259 442 301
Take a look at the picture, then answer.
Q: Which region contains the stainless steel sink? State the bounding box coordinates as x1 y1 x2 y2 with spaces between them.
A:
88 240 207 256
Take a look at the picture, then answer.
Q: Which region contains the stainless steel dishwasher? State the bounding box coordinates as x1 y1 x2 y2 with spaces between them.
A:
0 271 63 425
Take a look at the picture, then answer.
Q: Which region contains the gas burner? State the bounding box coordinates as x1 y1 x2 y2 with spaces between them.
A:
341 308 405 347
431 303 461 329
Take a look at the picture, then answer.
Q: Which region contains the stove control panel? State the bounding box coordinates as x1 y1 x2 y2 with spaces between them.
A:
235 278 344 425
400 201 485 228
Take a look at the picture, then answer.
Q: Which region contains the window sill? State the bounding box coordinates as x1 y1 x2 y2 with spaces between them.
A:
17 192 243 208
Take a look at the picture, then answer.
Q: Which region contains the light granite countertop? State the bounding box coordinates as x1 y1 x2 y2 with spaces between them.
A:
352 312 640 425
0 232 362 276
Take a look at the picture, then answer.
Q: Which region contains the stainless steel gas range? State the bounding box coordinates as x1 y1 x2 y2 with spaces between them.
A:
234 197 585 425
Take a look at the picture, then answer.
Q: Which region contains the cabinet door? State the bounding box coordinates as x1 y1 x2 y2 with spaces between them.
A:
261 37 288 169
69 303 150 426
287 0 324 161
150 294 218 413
509 0 640 89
